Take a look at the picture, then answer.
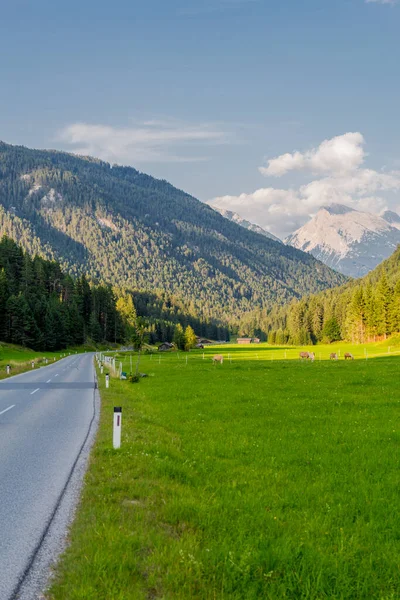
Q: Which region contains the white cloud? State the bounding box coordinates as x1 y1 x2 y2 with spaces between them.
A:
366 0 397 5
259 132 365 177
59 120 228 164
210 133 400 238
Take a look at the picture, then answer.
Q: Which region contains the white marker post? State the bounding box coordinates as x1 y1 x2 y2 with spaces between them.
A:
6 365 10 375
31 361 34 369
106 374 110 388
101 366 104 374
113 407 122 449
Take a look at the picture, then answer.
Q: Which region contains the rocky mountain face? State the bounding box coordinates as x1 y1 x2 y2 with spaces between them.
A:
0 141 345 324
285 204 400 278
215 208 282 243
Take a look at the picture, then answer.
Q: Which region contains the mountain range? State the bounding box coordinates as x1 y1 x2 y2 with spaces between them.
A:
285 204 400 278
214 208 282 243
0 141 345 326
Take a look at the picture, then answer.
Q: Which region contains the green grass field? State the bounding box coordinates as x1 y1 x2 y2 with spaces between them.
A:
49 343 400 599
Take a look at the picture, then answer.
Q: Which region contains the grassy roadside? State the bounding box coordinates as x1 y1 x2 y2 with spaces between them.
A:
48 348 400 599
0 344 85 378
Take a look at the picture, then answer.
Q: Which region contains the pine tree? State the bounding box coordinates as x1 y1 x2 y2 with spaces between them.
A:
0 269 8 341
375 274 392 338
322 317 341 343
346 289 366 343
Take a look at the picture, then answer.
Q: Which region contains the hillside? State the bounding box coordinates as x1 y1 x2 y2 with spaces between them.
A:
0 141 345 324
242 244 400 344
286 204 400 277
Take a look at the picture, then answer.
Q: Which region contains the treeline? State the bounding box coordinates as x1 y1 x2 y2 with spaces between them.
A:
0 236 228 351
0 235 126 350
239 246 400 345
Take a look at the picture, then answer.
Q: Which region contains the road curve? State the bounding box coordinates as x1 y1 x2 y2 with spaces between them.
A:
0 353 96 600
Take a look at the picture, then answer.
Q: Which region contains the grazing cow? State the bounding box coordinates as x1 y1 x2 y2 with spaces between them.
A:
344 352 354 360
330 352 338 360
212 354 224 364
299 351 315 362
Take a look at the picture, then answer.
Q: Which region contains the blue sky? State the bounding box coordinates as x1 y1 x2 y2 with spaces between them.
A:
1 0 399 236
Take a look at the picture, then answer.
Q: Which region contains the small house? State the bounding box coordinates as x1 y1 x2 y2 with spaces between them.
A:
158 342 175 352
237 338 252 344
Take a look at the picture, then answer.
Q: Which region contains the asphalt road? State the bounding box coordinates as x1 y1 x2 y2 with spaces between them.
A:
0 353 96 600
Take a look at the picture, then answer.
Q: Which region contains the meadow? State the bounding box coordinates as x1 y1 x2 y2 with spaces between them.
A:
49 342 400 599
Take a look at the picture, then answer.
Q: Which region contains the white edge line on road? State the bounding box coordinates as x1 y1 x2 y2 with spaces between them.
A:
0 404 15 416
46 379 51 383
31 388 40 395
55 374 59 377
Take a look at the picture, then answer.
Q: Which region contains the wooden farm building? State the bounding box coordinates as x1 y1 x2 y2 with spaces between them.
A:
158 342 175 352
237 337 260 344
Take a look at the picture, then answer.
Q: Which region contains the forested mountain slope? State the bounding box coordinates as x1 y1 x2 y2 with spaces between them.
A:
0 141 345 323
242 244 400 344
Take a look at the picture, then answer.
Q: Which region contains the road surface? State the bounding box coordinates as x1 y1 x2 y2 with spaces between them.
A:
0 353 96 599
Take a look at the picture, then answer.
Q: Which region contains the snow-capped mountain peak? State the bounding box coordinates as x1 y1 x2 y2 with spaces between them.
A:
323 203 355 216
286 204 400 277
381 210 400 229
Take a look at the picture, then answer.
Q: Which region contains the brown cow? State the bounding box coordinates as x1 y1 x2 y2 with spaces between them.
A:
330 352 338 360
299 351 315 362
344 352 354 360
212 355 224 364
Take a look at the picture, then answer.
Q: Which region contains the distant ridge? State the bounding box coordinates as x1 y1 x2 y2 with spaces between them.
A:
214 208 282 242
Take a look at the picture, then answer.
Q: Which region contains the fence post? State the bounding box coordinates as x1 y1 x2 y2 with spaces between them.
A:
113 407 122 449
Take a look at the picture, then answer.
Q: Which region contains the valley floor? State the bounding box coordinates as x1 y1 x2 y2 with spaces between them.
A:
48 344 400 599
